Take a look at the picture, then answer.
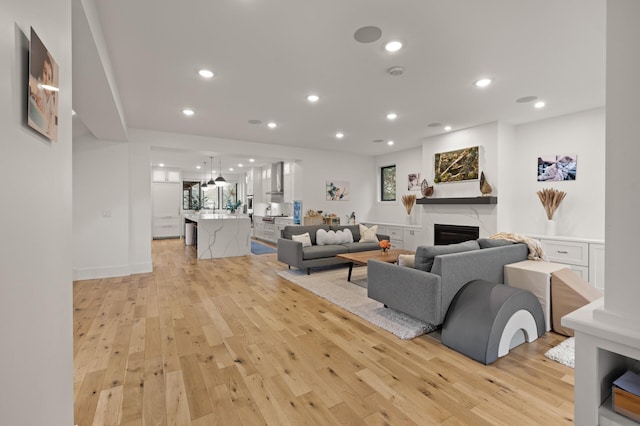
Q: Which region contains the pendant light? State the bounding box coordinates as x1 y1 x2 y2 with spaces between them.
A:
214 156 227 186
201 161 208 191
207 156 216 187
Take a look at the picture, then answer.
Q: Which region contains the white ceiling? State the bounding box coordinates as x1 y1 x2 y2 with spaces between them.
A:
72 0 606 171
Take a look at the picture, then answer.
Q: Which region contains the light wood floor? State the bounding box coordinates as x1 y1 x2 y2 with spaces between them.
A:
74 238 574 425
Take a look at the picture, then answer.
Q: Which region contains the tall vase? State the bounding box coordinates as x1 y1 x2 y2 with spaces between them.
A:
546 218 556 236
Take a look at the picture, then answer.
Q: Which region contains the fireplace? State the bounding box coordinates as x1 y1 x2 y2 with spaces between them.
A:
434 224 479 245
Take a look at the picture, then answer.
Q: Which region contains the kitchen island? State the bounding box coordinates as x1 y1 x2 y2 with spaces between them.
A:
183 213 251 259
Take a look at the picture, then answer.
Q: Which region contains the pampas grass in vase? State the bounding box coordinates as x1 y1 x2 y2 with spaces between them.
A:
402 194 417 215
537 188 566 235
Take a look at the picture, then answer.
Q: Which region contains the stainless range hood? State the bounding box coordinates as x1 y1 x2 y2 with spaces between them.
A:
265 161 284 202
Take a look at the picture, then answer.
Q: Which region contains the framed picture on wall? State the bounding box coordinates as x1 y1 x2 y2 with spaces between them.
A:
408 173 421 190
28 27 59 142
537 154 577 181
434 146 479 183
326 181 350 201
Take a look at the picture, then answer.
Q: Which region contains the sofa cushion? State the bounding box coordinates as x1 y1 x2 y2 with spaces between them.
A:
331 225 361 241
342 241 381 252
302 244 348 260
282 225 330 245
291 232 312 247
316 228 354 245
414 240 481 273
478 238 514 249
359 224 379 242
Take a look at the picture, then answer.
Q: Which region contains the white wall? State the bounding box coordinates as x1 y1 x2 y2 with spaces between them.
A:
0 2 73 424
370 146 423 225
73 137 130 278
505 108 605 239
73 128 376 277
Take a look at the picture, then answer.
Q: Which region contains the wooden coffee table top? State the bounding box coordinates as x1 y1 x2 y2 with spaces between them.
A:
336 248 415 266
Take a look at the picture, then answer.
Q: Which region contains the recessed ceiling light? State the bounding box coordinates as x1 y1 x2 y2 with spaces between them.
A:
267 122 277 129
159 163 165 167
72 110 77 116
534 101 546 109
249 158 255 162
385 41 403 52
307 94 319 102
354 26 382 43
198 69 214 78
474 78 492 88
387 140 394 146
444 126 452 131
238 164 243 167
516 96 538 103
229 168 234 172
336 132 344 139
196 165 201 169
182 108 195 116
386 112 398 120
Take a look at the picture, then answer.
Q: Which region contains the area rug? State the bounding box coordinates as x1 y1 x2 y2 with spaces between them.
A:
277 267 437 339
544 337 575 368
251 240 277 255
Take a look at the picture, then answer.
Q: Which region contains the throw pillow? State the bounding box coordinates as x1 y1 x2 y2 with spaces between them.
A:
291 232 312 247
397 254 415 268
337 228 354 244
359 224 379 243
316 229 354 245
414 240 480 272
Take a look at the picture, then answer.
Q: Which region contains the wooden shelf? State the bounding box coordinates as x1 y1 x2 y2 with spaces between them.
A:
416 196 498 205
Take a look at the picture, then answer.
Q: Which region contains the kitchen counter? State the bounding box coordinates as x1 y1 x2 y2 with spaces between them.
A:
183 213 251 259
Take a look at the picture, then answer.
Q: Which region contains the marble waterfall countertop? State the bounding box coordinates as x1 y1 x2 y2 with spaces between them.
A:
183 213 251 259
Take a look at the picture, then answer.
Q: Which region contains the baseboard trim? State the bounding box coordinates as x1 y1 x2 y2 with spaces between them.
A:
73 262 153 281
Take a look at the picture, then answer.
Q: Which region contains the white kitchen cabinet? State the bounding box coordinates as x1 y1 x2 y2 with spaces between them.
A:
152 182 182 238
152 169 181 183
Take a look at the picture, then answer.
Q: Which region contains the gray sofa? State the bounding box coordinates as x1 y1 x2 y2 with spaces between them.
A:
367 239 529 326
277 224 390 274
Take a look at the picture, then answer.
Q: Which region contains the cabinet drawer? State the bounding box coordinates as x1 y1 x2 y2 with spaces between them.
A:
153 225 180 238
154 216 180 226
386 226 403 239
541 239 589 266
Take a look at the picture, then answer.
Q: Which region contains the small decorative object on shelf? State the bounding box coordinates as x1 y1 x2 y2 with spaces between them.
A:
480 171 493 196
379 239 391 253
421 179 434 198
401 194 417 215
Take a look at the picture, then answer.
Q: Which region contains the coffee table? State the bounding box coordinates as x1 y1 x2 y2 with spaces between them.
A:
336 249 415 282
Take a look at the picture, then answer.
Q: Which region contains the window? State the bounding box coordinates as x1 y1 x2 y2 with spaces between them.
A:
381 165 396 201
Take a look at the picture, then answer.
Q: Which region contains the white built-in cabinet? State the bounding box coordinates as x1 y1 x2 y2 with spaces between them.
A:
529 235 605 292
361 223 424 251
152 182 182 238
152 169 180 183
